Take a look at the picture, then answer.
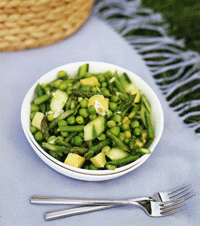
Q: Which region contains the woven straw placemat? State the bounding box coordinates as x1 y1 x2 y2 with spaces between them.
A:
0 0 93 51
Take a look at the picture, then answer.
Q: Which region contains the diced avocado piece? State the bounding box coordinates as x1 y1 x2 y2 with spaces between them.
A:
64 153 85 168
50 89 68 113
119 72 135 93
106 147 129 160
135 138 144 148
80 76 98 87
84 116 106 141
129 89 140 103
90 152 106 168
31 112 45 130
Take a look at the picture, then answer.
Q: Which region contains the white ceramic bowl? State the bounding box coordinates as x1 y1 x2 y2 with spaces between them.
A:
21 62 164 181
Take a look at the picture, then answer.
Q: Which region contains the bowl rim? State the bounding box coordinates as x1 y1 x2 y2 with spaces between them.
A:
21 61 164 178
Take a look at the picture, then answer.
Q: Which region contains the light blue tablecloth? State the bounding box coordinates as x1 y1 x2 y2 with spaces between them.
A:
0 17 199 226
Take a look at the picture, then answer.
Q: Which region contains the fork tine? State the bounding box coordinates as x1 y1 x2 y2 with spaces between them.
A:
161 206 186 216
171 190 195 200
161 203 185 213
160 198 185 209
168 184 191 197
182 192 195 200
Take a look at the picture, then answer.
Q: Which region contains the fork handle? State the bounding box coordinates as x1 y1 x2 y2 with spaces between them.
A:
31 196 147 205
45 205 119 220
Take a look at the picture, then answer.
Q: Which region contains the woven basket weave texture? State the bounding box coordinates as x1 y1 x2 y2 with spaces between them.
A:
0 0 93 51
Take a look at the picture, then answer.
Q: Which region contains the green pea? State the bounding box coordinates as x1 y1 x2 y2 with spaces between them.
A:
106 110 112 119
88 105 96 115
91 86 98 93
58 82 67 90
131 120 140 128
30 112 36 120
67 116 76 125
74 135 83 146
57 70 67 79
47 113 54 121
81 85 91 92
35 131 43 141
58 120 68 127
67 86 73 92
101 82 107 87
30 126 37 134
89 114 97 121
124 131 131 138
79 108 89 118
31 104 40 112
111 95 119 103
76 116 84 124
118 132 125 141
97 74 106 82
57 136 64 141
61 132 68 137
44 86 51 92
103 90 110 96
54 79 62 88
107 120 116 128
101 87 106 92
121 123 130 131
112 114 121 123
124 137 130 144
98 133 106 141
80 99 88 108
133 127 142 136
110 126 120 136
109 102 118 112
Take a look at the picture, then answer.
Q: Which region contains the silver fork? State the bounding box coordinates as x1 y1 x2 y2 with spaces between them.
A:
31 184 194 220
44 198 185 220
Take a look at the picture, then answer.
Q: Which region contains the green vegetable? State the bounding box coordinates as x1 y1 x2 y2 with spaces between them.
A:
106 154 140 167
78 63 89 78
106 131 129 152
49 108 77 129
84 138 112 160
57 125 84 132
30 64 155 170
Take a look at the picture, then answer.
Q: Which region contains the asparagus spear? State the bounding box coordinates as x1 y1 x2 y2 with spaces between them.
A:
41 116 50 141
106 154 140 168
34 83 45 113
128 104 140 119
42 143 88 155
106 131 129 152
57 125 84 132
71 90 94 98
65 132 77 143
145 111 154 139
49 107 79 129
114 94 136 113
84 138 112 160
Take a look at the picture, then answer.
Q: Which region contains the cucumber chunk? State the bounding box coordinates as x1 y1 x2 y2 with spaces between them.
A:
50 89 68 113
84 116 106 141
106 147 129 160
78 63 89 78
119 72 135 93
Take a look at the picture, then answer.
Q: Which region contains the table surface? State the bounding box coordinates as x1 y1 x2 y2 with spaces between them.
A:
0 17 200 226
